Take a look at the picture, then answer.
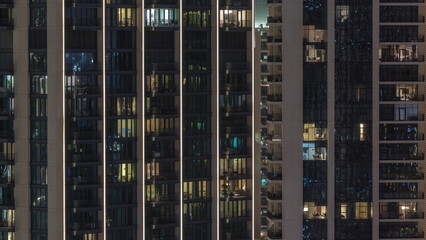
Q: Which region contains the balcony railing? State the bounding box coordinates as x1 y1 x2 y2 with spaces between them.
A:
145 0 177 5
267 172 282 180
0 0 13 4
65 63 99 73
267 192 282 200
380 172 424 180
0 19 13 28
67 176 100 185
268 56 282 63
379 192 424 199
0 62 13 73
267 17 282 24
220 20 252 28
66 18 101 28
67 86 100 95
69 153 99 162
380 55 425 63
70 221 100 231
267 211 282 219
146 63 179 72
380 153 424 161
70 199 100 208
66 0 101 4
0 153 13 162
220 0 249 6
267 229 282 239
267 36 282 43
267 94 282 102
380 211 424 219
146 107 177 115
267 75 282 83
69 131 101 140
379 230 424 239
147 194 178 202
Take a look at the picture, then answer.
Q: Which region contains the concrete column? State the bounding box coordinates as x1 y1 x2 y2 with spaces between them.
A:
327 0 335 239
282 0 304 239
46 0 65 238
372 0 380 239
13 0 30 238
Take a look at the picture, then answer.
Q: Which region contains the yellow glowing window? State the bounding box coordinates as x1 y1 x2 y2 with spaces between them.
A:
360 123 365 141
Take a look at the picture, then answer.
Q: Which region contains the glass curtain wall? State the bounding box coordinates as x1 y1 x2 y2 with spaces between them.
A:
302 0 328 239
65 0 103 239
182 0 212 239
29 0 47 238
334 1 373 239
105 0 138 239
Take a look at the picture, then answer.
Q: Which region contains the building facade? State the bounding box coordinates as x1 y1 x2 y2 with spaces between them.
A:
262 0 426 239
0 0 256 239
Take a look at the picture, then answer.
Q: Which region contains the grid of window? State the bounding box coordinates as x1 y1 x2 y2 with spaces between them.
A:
106 0 137 239
29 0 47 239
335 1 373 239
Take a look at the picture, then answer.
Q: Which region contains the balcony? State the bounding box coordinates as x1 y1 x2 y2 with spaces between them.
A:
222 62 250 72
267 114 282 122
146 172 178 182
69 199 100 208
67 86 100 96
68 176 100 185
69 131 101 140
144 0 177 6
0 131 13 140
0 153 13 163
267 192 282 200
0 175 12 185
380 211 424 220
222 126 250 135
66 18 101 30
69 154 99 163
68 109 99 118
70 221 101 232
380 153 424 161
0 18 13 29
66 0 101 7
267 17 282 24
267 229 282 239
220 0 249 7
65 63 100 73
381 0 424 2
146 107 177 116
379 228 423 239
268 56 282 63
380 53 424 63
0 61 13 74
147 128 178 138
267 211 282 220
380 94 424 102
379 192 424 199
221 105 250 113
148 216 179 225
267 75 282 83
146 150 177 159
380 172 424 180
0 198 13 207
0 0 13 5
267 172 282 180
220 20 251 29
147 194 178 203
0 220 14 230
146 63 179 73
267 0 281 3
267 94 282 102
267 36 282 43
